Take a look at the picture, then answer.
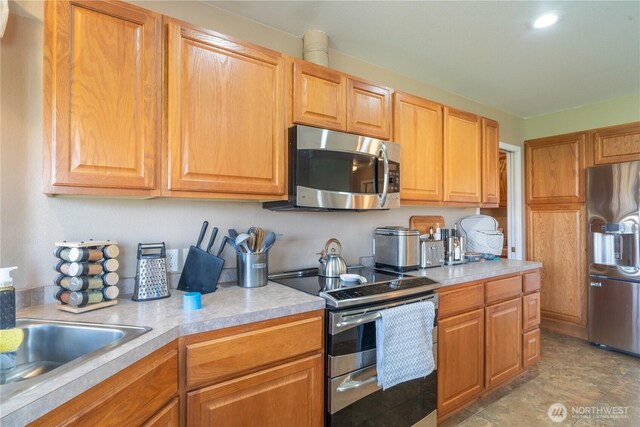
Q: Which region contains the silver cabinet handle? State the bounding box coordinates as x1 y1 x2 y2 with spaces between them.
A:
378 143 389 208
336 375 378 392
590 282 602 287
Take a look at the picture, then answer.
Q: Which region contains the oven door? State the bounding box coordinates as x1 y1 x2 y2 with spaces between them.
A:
327 294 438 426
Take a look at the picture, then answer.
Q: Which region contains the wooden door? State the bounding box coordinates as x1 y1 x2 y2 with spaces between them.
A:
522 329 541 369
485 298 521 389
187 354 323 427
498 152 507 207
165 19 286 197
525 132 587 204
44 0 160 195
346 78 392 139
443 107 482 203
143 398 179 427
522 292 541 332
482 118 500 205
438 308 484 416
592 122 640 165
527 205 587 338
393 93 443 202
292 59 346 131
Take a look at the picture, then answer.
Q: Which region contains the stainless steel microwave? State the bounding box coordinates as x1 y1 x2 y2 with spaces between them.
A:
264 125 401 211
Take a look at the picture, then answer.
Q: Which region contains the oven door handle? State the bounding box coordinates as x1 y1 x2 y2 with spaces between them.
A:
336 312 381 328
336 374 378 392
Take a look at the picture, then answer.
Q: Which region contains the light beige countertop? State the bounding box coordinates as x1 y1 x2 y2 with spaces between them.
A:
408 259 542 287
1 282 325 426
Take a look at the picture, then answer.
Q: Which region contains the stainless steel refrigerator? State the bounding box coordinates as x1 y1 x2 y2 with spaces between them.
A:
587 160 640 356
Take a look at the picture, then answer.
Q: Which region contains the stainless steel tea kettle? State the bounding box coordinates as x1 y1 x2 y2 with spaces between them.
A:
318 238 347 277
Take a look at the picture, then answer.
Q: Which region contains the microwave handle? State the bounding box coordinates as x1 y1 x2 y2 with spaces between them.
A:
379 144 389 207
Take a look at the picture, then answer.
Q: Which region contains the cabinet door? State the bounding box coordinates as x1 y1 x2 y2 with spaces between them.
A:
143 398 179 427
44 0 160 195
485 298 521 390
346 78 392 139
523 292 541 332
482 118 500 205
438 309 484 416
527 205 587 338
525 132 587 204
293 59 346 131
165 20 286 197
499 152 508 207
522 329 541 369
443 107 482 203
592 122 640 165
188 354 323 427
393 93 443 202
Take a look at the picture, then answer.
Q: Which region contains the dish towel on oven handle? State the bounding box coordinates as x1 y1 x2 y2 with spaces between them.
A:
375 300 435 390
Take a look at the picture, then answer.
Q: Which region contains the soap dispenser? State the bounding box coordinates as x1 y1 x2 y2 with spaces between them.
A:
0 266 18 329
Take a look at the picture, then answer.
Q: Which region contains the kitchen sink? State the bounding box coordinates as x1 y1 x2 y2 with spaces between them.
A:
0 318 151 399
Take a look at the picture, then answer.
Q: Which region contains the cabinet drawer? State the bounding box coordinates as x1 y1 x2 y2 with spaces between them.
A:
185 313 323 389
438 282 485 319
485 275 522 304
30 342 178 427
143 398 179 427
523 292 541 331
523 270 541 294
523 328 541 368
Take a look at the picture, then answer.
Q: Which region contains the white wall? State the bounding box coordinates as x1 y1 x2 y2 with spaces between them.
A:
2 1 521 300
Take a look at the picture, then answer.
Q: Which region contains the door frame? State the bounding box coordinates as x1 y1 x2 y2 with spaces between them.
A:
499 142 523 260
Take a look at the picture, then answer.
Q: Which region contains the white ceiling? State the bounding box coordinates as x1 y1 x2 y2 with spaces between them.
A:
206 1 640 118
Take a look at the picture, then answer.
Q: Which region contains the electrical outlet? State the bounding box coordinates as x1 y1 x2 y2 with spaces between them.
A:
166 249 179 272
182 248 190 266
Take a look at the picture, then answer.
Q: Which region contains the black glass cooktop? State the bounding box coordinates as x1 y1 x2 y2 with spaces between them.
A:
269 266 439 309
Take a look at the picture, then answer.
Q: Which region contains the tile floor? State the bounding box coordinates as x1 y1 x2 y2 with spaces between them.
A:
440 330 640 426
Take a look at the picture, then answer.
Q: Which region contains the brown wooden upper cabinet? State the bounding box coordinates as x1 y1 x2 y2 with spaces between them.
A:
481 118 500 205
393 92 443 202
525 132 587 204
164 19 286 198
43 0 161 196
292 59 392 139
444 107 482 203
591 122 640 165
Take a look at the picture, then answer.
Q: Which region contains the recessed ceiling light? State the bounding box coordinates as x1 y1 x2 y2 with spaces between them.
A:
533 13 559 29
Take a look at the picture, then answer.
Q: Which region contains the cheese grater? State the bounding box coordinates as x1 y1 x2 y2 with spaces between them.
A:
133 243 170 301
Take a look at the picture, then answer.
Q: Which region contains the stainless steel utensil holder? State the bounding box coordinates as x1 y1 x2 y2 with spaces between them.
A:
237 252 268 288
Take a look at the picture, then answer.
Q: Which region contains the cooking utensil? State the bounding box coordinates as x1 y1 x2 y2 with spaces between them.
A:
228 229 239 240
318 238 347 277
177 221 225 294
235 233 252 253
260 232 277 253
132 243 170 301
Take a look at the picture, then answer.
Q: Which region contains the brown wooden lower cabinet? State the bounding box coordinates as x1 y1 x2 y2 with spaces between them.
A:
143 398 179 427
438 270 541 421
485 298 522 389
438 308 485 416
187 354 323 426
523 328 541 368
29 341 178 427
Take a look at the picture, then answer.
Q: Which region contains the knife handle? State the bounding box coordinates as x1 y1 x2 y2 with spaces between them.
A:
206 227 219 253
197 221 209 248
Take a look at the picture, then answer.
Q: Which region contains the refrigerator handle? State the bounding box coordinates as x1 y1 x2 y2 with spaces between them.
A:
614 234 622 261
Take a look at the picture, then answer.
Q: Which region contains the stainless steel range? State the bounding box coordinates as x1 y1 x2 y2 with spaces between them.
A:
269 267 440 426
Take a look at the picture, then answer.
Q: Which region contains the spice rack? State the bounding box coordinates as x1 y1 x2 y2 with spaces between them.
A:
53 240 120 313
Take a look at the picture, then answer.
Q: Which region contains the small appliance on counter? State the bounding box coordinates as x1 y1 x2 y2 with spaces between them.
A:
458 215 504 257
420 239 445 268
374 226 420 272
133 242 170 301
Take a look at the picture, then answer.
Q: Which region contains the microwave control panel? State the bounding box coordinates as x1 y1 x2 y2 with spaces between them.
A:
388 162 400 193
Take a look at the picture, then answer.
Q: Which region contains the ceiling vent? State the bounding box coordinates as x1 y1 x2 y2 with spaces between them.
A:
303 30 329 67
